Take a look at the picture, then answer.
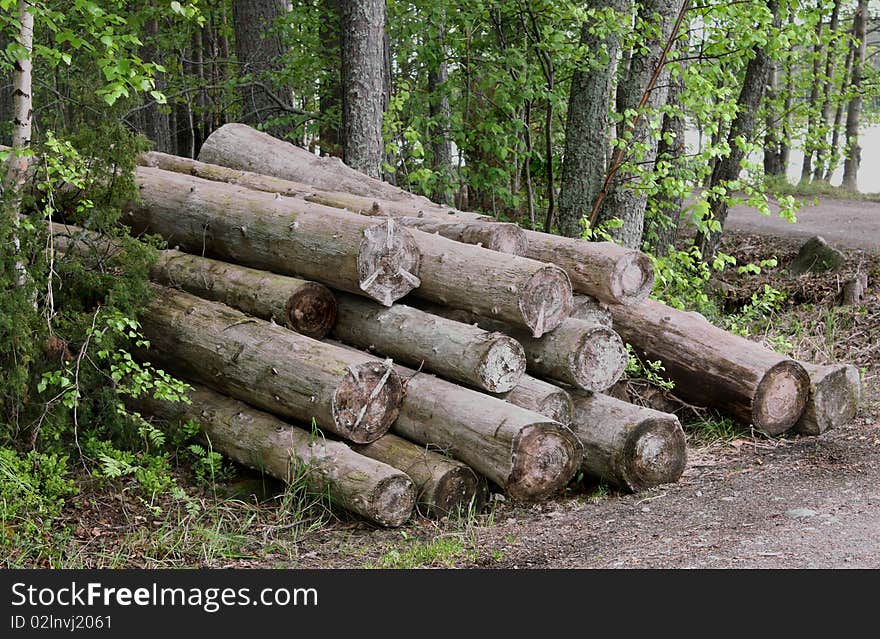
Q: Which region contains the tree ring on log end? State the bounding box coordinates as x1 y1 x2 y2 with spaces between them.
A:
571 326 628 391
508 423 581 500
807 365 861 434
476 334 527 393
285 282 338 339
621 417 687 492
484 224 529 256
369 475 416 527
358 220 421 306
539 392 574 426
752 360 811 435
427 467 486 517
518 265 573 338
609 252 654 305
333 362 404 443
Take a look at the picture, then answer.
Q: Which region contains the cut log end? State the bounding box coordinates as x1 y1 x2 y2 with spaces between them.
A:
476 334 528 393
369 475 417 527
358 219 422 306
518 265 573 338
333 362 404 443
539 392 574 426
429 467 488 517
508 423 581 501
610 252 655 305
484 225 530 256
573 326 629 392
752 360 811 435
797 364 861 436
622 417 688 492
285 282 338 339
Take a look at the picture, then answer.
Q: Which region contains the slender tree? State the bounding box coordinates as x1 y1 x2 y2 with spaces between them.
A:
319 0 343 157
812 0 843 182
842 0 868 192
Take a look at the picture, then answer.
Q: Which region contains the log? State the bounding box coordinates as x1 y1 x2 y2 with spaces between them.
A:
837 273 868 306
570 295 612 328
130 385 415 527
49 223 338 340
522 230 654 306
332 293 526 393
353 434 487 517
610 299 810 435
795 363 861 436
126 167 421 306
570 391 687 492
330 341 581 500
140 286 404 444
417 303 626 392
496 376 574 426
407 229 572 338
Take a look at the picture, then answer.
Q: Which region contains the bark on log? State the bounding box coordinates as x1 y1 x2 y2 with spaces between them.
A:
609 299 810 435
407 229 572 338
131 385 415 527
353 434 487 517
495 376 574 426
332 293 525 392
415 303 626 392
570 391 687 492
126 167 421 306
795 363 861 436
141 286 404 443
50 222 338 340
522 230 654 306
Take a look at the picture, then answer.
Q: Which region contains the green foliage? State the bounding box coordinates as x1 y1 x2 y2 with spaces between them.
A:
725 284 788 337
368 533 474 569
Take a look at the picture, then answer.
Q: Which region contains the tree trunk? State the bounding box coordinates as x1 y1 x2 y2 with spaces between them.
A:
50 222 337 339
824 39 853 182
341 0 385 178
331 293 526 393
523 230 654 306
125 166 421 306
795 363 860 436
353 434 487 517
140 10 173 153
602 0 684 249
696 0 780 259
570 391 687 491
427 18 453 205
841 0 867 192
557 0 628 238
609 298 810 435
495 376 573 426
319 0 343 157
763 60 786 176
132 385 415 527
812 0 843 182
231 0 289 139
141 286 404 444
800 0 825 184
407 228 572 338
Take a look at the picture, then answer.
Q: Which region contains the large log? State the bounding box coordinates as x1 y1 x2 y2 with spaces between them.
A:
126 167 421 306
417 303 626 392
49 223 338 340
131 386 415 527
570 295 612 328
570 391 687 492
407 229 572 338
610 299 810 435
522 231 654 306
330 342 581 500
795 363 861 436
141 286 404 444
332 293 525 393
353 434 487 517
496 376 574 425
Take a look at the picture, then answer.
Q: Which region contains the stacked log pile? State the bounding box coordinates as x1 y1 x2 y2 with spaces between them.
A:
54 124 858 527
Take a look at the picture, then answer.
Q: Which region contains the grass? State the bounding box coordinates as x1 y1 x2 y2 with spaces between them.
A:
765 174 880 202
366 533 476 569
685 413 750 446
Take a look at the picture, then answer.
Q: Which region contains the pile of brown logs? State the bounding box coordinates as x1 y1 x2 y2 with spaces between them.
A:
53 124 859 527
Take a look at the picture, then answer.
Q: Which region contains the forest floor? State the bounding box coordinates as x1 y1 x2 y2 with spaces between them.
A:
17 198 880 570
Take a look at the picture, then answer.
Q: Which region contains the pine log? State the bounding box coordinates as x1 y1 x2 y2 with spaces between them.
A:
330 341 581 500
419 303 626 392
353 434 488 517
407 228 572 337
609 299 810 435
332 293 525 392
126 167 421 306
570 295 612 327
521 230 654 306
496 376 574 425
795 363 861 435
570 391 687 492
49 223 338 340
141 286 404 444
130 386 415 527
